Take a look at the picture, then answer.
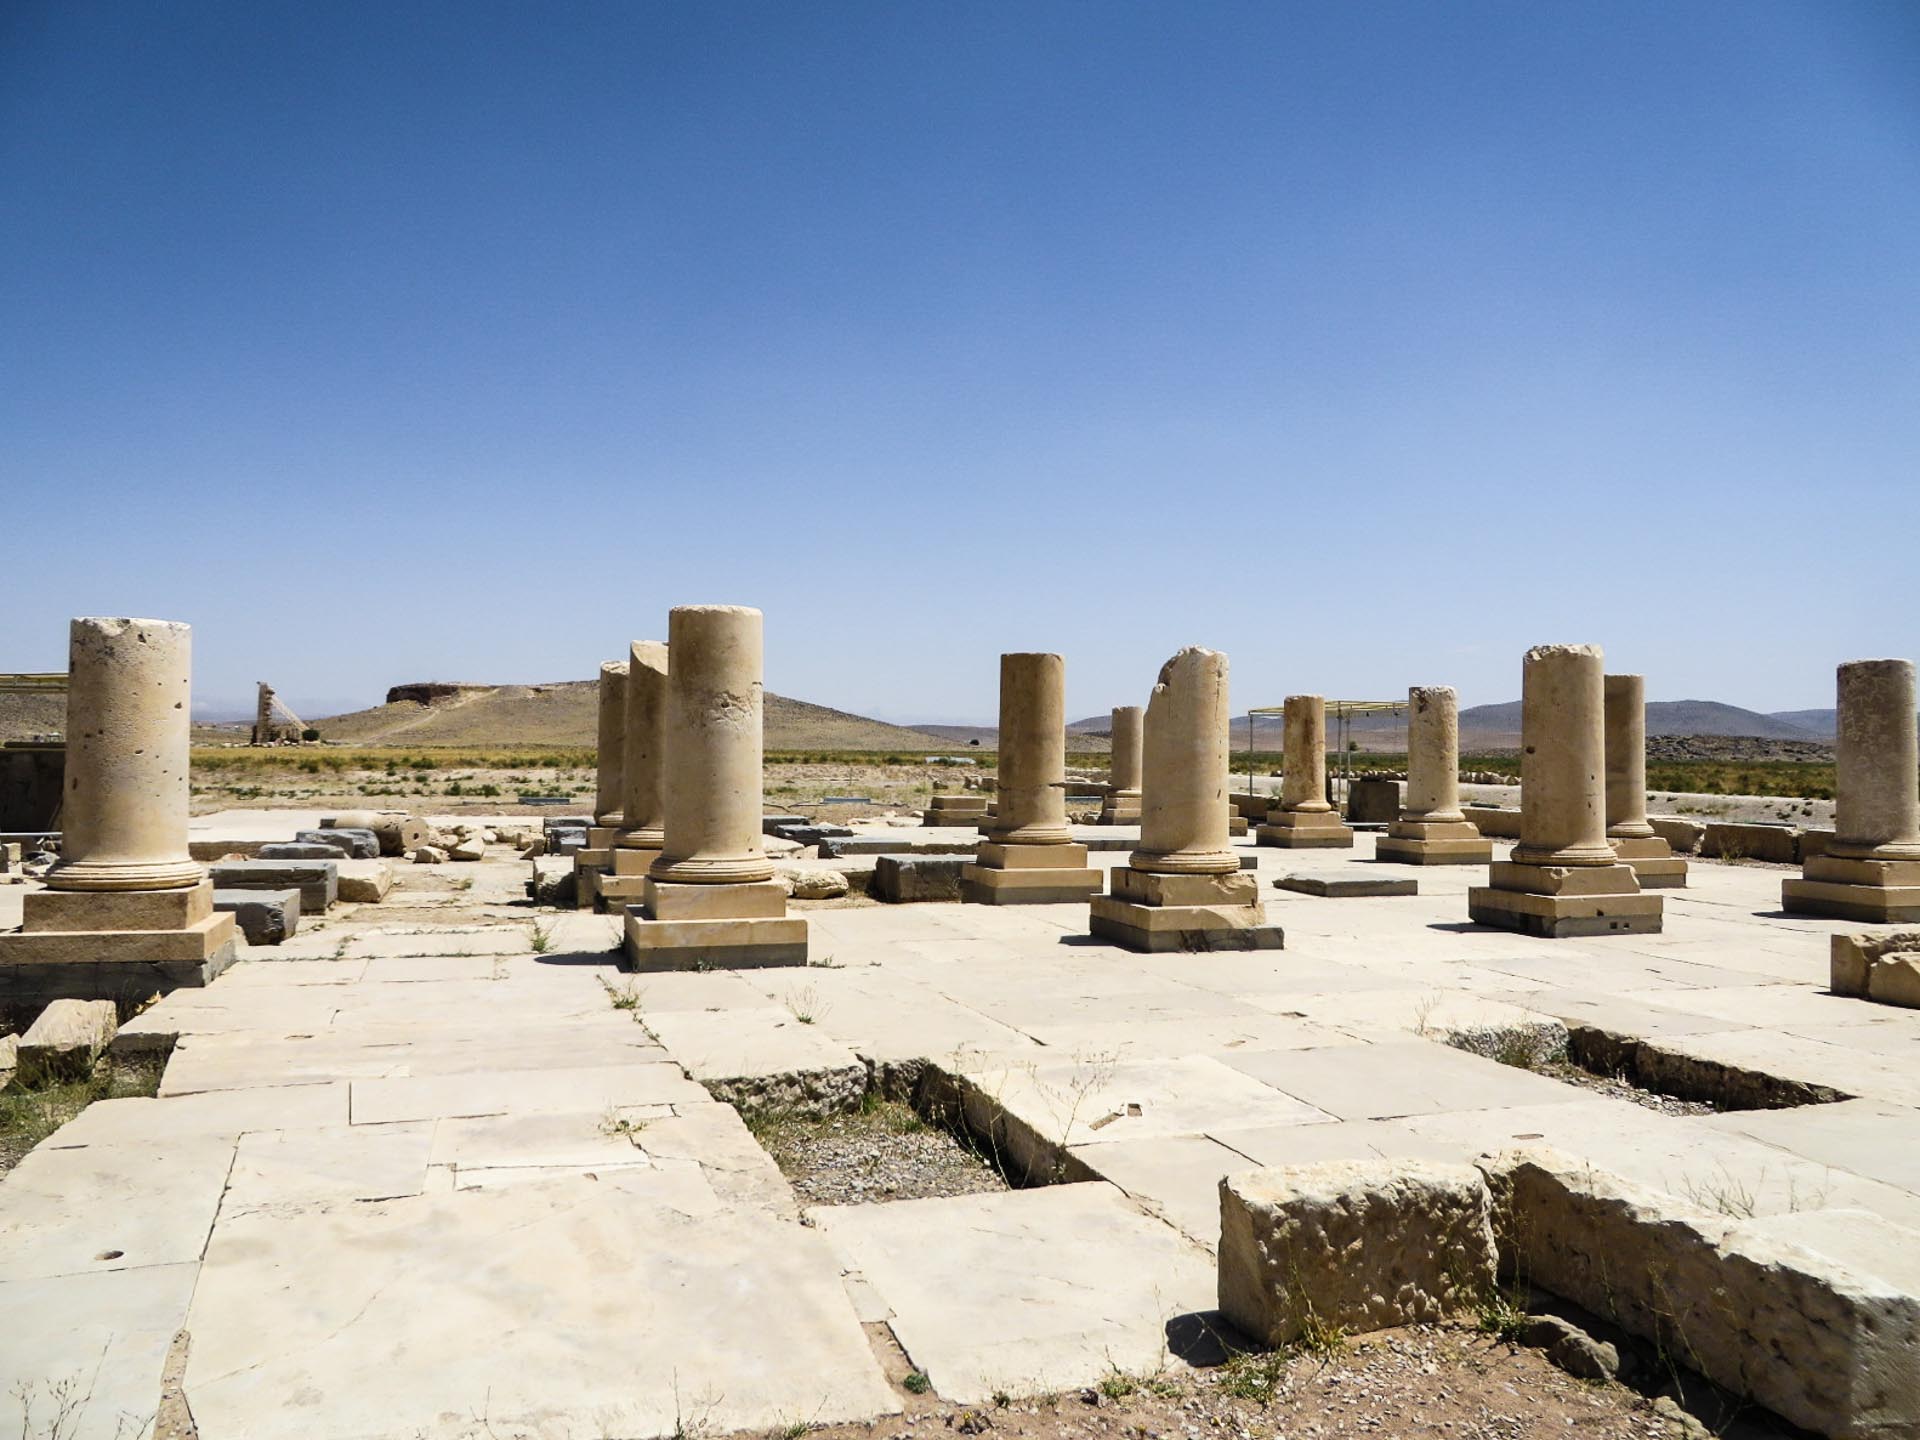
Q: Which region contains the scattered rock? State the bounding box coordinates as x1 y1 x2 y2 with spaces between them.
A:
448 838 486 862
412 845 449 864
0 1034 17 1087
17 998 118 1086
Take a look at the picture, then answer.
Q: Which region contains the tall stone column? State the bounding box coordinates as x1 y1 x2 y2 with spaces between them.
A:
1604 674 1686 887
48 618 202 893
586 641 670 913
1256 694 1352 848
591 659 628 833
627 606 806 969
1377 686 1491 865
3 617 238 1006
1092 648 1279 950
1469 644 1661 937
1784 658 1920 921
961 653 1100 903
1099 705 1144 823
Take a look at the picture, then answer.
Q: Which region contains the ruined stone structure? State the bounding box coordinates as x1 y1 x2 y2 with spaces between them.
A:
1089 648 1281 951
1467 643 1662 937
1374 686 1491 865
1604 674 1686 887
626 606 806 968
597 640 671 911
1098 705 1143 824
1255 695 1353 849
0 618 238 1005
960 653 1101 904
1783 658 1920 922
572 658 629 909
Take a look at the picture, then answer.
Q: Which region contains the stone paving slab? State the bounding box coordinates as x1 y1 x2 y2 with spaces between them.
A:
227 1120 436 1212
1221 1038 1592 1121
1063 1134 1256 1250
1693 1099 1920 1196
185 1173 898 1440
0 1261 198 1440
639 1004 865 1083
42 1084 352 1145
811 1182 1216 1405
349 1060 707 1124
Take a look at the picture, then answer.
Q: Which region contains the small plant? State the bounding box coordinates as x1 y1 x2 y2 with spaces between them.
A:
1475 1285 1531 1344
528 919 553 954
902 1371 930 1395
786 985 820 1025
599 976 642 1012
1218 1348 1288 1405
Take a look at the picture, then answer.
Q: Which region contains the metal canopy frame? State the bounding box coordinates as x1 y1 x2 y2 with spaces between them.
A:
1243 698 1407 805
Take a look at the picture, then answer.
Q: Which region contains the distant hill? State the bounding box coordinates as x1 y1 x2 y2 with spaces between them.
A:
304 679 962 752
1769 708 1836 738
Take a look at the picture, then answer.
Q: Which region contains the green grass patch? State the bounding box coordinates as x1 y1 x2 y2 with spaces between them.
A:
1 1054 165 1176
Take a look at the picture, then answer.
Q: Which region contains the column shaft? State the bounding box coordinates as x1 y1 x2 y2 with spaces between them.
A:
1133 648 1236 874
618 641 669 849
1280 695 1332 813
594 660 627 826
1403 685 1463 822
1833 658 1920 859
1603 674 1654 839
1110 706 1144 795
1514 643 1615 867
990 653 1072 845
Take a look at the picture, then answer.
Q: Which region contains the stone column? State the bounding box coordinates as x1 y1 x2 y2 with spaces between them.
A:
592 660 627 830
648 606 774 886
47 617 202 892
961 653 1100 903
1784 658 1920 922
1469 643 1660 937
1099 705 1144 824
1513 646 1615 869
1832 659 1920 860
618 641 670 853
1092 647 1279 951
1603 675 1654 841
988 653 1073 846
1377 685 1490 865
1256 695 1352 848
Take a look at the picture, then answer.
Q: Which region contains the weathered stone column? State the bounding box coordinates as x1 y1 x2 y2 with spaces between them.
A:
628 606 806 970
1092 648 1279 951
1099 705 1144 824
4 617 238 1007
586 641 669 913
1469 644 1660 937
591 659 628 834
649 607 775 886
1256 694 1352 848
1784 658 1920 922
961 653 1100 903
48 618 202 893
1377 686 1491 865
1604 674 1686 887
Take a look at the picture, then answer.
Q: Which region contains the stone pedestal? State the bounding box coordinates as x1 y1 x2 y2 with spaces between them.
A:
1604 674 1686 887
1376 686 1491 866
0 619 237 1007
1090 649 1282 952
961 654 1100 904
1785 659 1920 922
625 607 806 968
598 641 671 911
923 793 987 826
1256 696 1353 849
1098 705 1144 824
1468 644 1662 937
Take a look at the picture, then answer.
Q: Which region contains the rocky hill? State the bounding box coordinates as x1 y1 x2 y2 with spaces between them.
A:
305 680 959 752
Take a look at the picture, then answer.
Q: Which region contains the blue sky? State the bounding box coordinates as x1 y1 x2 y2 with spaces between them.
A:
4 2 1916 724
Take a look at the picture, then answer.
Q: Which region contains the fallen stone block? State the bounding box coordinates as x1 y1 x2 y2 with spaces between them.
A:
1491 1148 1920 1440
0 1033 16 1087
874 853 970 902
187 838 271 861
294 828 380 859
323 811 430 857
762 814 812 836
771 824 854 846
817 834 977 858
1647 816 1705 854
257 842 348 860
212 888 301 945
526 856 577 907
1701 821 1799 864
1463 805 1523 839
1219 1159 1497 1347
1275 871 1419 898
16 997 118 1086
772 865 848 899
208 860 338 916
448 837 486 862
412 845 448 864
335 859 394 904
1345 779 1402 824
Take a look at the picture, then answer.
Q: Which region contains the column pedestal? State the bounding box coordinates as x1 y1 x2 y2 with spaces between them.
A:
1098 706 1144 824
624 606 807 969
1467 645 1662 938
961 654 1101 905
1606 674 1687 888
923 793 988 826
1376 820 1493 865
1255 695 1353 849
603 641 670 913
1376 685 1491 866
0 618 237 1008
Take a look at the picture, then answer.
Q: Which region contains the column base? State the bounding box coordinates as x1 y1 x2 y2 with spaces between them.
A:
1089 896 1284 952
1782 879 1920 924
594 874 650 910
1256 811 1354 849
587 826 623 849
1469 860 1661 937
0 910 238 1009
571 849 611 910
1611 836 1688 888
621 910 809 972
960 840 1101 904
1374 830 1493 865
1228 816 1249 837
1096 792 1142 825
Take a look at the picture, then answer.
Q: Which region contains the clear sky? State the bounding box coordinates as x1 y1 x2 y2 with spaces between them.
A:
4 2 1916 725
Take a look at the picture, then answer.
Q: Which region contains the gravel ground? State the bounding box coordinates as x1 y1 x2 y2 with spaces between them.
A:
1533 1062 1717 1117
754 1100 1010 1206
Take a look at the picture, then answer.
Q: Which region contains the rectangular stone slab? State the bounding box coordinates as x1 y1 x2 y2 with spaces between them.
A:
818 834 978 857
1373 835 1493 865
1089 896 1285 953
874 854 970 902
1274 871 1419 898
1468 885 1663 938
1782 878 1920 924
208 860 338 915
212 888 301 945
959 864 1102 904
623 913 808 971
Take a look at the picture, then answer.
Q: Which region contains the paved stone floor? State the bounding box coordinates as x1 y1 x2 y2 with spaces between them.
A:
5 816 1918 1439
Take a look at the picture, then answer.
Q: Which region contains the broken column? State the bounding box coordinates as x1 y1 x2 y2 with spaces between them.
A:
1098 705 1144 824
960 653 1101 903
1604 674 1686 887
572 657 630 908
597 640 671 911
1256 695 1353 848
1376 686 1491 865
0 618 238 1006
1090 648 1282 951
625 606 807 968
1468 644 1661 937
1784 658 1920 922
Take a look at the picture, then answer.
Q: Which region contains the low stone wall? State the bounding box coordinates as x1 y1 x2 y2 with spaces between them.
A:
1701 821 1800 864
1831 931 1920 1008
1463 805 1523 839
